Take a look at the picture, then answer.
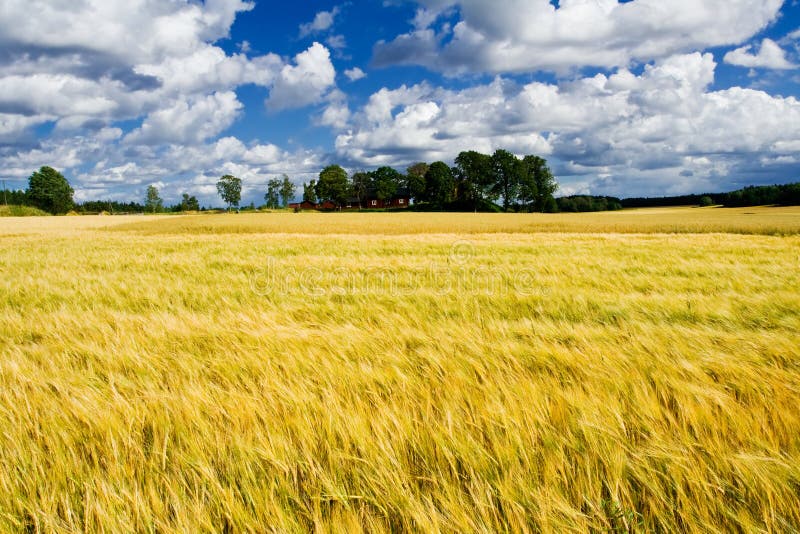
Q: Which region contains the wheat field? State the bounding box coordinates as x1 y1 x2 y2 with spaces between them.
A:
1 208 799 532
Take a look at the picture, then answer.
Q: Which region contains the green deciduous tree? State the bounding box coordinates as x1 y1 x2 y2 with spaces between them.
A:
216 174 242 211
350 171 370 208
523 155 558 212
145 185 163 213
26 166 74 214
454 151 493 209
265 178 281 209
405 162 429 202
316 165 350 207
517 157 539 212
370 166 401 202
180 193 200 211
303 180 317 203
424 161 455 208
279 174 296 207
491 149 521 212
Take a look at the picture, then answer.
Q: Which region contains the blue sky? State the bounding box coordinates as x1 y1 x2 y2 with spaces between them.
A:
1 0 799 206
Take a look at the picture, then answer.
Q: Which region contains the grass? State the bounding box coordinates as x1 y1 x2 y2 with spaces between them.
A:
1 208 799 532
0 205 50 217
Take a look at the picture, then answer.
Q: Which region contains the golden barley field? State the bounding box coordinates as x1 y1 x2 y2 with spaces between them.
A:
1 208 800 532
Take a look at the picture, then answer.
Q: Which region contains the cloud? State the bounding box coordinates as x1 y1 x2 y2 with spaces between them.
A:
318 90 351 129
0 1 342 156
124 91 243 145
373 0 785 74
135 47 284 94
0 0 294 141
0 113 52 145
724 39 796 70
0 0 255 67
326 34 348 50
344 67 367 81
299 7 341 37
3 127 324 204
266 43 337 111
2 0 797 202
0 1 345 205
335 53 800 195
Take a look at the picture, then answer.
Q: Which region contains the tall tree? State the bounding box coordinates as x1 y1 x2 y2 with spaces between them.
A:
145 185 163 213
454 151 493 209
518 156 539 212
370 166 401 202
424 161 455 208
265 178 281 209
523 155 558 212
316 165 350 207
216 174 242 211
405 162 429 202
491 149 521 212
303 180 317 203
279 174 296 207
350 171 370 208
26 166 74 214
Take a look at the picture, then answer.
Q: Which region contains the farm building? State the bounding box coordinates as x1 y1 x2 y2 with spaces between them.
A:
290 190 411 210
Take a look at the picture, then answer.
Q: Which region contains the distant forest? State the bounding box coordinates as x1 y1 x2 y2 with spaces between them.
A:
620 182 800 209
554 183 800 212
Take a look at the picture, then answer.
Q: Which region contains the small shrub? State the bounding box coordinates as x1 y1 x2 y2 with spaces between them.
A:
0 205 51 217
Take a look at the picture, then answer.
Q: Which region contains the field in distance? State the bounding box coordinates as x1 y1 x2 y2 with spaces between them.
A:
1 207 799 532
107 205 800 236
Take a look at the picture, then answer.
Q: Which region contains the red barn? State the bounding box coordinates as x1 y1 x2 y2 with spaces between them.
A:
288 200 319 210
346 189 411 209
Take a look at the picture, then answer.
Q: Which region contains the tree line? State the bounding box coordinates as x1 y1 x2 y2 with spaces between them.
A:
0 166 208 215
6 165 799 215
303 150 559 212
557 196 623 212
622 183 800 209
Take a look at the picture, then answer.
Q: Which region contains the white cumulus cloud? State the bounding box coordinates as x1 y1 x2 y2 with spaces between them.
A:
299 7 341 37
374 0 785 74
724 39 796 70
344 67 367 81
266 43 337 111
125 91 243 145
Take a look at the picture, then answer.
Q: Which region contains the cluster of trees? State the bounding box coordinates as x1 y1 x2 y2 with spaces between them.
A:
303 165 409 208
0 157 555 215
2 188 29 207
622 194 719 208
143 189 201 213
79 200 146 214
264 175 297 209
2 166 208 215
213 173 297 211
4 166 76 214
557 195 623 212
723 183 800 207
9 164 798 216
622 182 800 209
302 150 559 212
